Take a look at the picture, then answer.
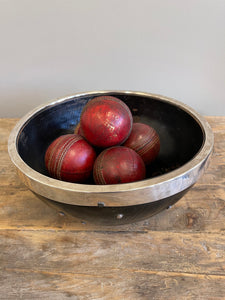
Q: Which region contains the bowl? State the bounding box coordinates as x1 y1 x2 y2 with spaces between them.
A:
8 91 214 225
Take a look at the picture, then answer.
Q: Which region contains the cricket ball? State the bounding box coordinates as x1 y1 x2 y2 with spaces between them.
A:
45 134 96 183
93 146 146 185
80 96 133 148
123 123 160 165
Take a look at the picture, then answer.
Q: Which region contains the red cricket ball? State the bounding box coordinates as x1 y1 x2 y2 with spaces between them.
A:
93 146 146 185
80 96 133 148
45 134 96 183
123 123 160 165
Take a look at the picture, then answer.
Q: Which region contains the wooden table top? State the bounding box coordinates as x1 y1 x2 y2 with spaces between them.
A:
1 117 225 300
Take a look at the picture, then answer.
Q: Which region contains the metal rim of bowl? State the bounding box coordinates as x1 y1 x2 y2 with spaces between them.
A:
8 90 214 207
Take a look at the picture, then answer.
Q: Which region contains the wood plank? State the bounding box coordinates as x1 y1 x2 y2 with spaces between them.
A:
2 267 225 300
1 229 225 299
2 229 225 276
0 117 225 232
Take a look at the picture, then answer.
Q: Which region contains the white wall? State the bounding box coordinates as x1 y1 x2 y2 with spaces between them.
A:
1 0 225 117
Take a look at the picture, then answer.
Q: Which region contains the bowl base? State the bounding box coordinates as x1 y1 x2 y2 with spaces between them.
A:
36 188 190 226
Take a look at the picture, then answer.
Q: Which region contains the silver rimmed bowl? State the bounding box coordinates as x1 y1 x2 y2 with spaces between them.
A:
8 91 214 225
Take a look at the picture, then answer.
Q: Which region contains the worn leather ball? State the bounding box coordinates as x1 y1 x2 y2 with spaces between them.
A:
45 134 96 183
123 122 160 165
93 146 146 184
80 96 133 148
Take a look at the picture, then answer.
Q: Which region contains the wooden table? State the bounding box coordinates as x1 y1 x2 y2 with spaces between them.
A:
1 117 225 299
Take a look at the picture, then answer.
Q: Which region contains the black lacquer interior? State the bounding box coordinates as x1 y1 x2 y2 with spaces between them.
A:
17 93 204 180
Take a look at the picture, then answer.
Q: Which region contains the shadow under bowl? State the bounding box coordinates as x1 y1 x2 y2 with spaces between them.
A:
8 91 214 225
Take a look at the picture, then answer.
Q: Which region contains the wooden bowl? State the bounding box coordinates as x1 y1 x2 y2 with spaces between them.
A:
8 91 214 225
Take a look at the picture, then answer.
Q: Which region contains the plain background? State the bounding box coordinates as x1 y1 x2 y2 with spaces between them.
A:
0 0 224 117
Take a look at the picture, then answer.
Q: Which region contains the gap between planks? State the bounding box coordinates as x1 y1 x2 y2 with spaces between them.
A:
1 227 225 236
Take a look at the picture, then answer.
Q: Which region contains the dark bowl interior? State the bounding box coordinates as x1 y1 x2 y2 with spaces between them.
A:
17 92 204 225
18 93 204 180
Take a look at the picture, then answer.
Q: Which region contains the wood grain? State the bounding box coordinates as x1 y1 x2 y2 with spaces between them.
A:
1 229 225 299
1 117 225 299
